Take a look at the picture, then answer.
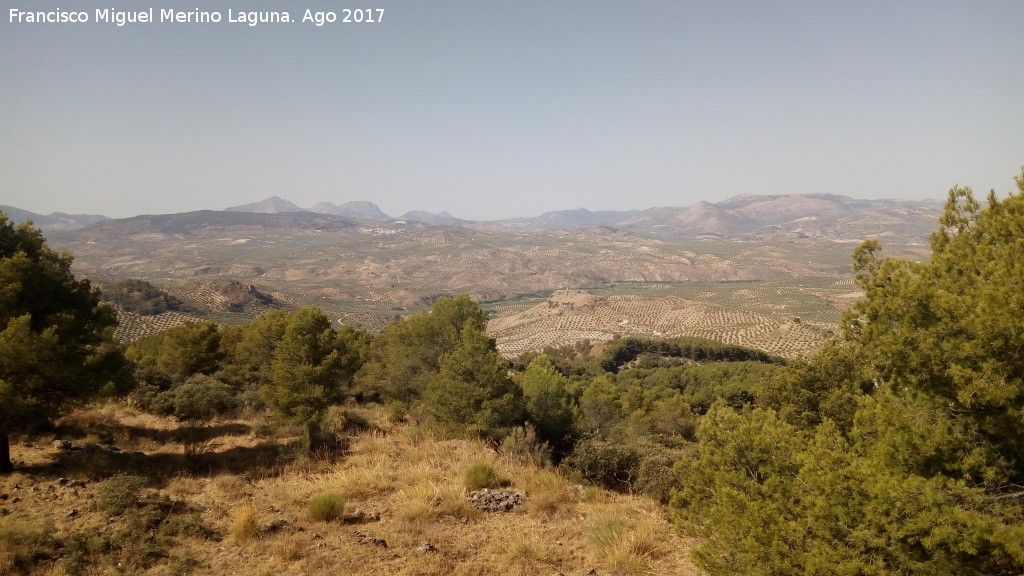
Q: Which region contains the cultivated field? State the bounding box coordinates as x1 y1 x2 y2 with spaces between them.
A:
51 214 928 353
488 281 845 358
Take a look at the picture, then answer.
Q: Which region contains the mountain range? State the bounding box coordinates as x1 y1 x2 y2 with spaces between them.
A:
4 193 943 241
0 205 109 231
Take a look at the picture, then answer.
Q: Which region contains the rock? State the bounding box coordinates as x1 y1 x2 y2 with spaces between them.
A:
467 489 526 512
265 519 290 533
350 530 388 548
66 509 78 518
343 509 380 524
416 542 437 553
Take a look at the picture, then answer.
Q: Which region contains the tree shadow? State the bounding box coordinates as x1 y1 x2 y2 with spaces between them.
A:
53 419 252 446
17 440 297 486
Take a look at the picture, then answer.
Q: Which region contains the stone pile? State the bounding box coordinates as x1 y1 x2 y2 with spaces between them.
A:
467 489 525 512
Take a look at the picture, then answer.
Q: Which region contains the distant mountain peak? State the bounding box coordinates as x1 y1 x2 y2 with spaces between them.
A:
0 205 109 231
399 210 465 225
310 201 391 220
224 196 303 214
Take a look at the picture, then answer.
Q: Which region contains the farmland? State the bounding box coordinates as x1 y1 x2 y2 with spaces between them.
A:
47 207 937 357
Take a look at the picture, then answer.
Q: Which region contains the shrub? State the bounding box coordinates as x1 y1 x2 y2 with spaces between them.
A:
499 424 553 467
172 375 237 421
563 438 640 491
159 513 214 539
96 473 146 515
463 461 502 490
386 400 407 424
308 492 345 522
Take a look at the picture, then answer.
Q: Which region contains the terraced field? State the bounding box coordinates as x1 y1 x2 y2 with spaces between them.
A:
113 309 202 342
488 281 849 358
55 214 918 350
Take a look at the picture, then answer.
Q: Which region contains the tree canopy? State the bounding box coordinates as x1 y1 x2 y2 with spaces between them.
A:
671 171 1024 575
0 213 127 472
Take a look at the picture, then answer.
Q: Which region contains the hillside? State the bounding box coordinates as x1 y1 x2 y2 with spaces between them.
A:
1 404 698 576
34 194 939 354
0 205 109 231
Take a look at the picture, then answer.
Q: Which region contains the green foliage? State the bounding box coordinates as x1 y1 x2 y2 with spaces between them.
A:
576 375 624 438
100 278 185 315
171 374 237 421
671 172 1024 575
261 306 367 426
563 437 641 491
758 341 870 433
126 321 224 385
462 461 502 490
600 336 783 374
217 308 290 402
517 355 577 453
308 492 345 522
499 423 553 467
356 295 486 402
845 176 1024 482
616 360 780 414
422 322 524 438
0 213 128 472
96 473 146 515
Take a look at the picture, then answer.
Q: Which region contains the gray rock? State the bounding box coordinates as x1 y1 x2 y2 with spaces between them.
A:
467 489 526 512
350 530 388 548
416 542 437 553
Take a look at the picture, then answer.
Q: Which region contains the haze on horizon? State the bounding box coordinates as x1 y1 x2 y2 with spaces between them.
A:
2 1 1023 221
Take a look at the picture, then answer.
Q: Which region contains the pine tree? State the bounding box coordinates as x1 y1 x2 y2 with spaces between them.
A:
0 213 127 472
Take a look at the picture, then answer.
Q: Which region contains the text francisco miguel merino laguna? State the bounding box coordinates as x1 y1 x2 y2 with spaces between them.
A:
7 7 376 27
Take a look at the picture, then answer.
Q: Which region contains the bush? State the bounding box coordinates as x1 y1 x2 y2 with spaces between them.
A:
96 473 146 515
172 375 237 421
500 424 553 467
634 449 687 504
563 438 640 491
463 461 502 490
308 492 345 522
386 400 407 423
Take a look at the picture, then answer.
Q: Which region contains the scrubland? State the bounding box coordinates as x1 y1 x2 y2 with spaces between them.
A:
1 404 698 576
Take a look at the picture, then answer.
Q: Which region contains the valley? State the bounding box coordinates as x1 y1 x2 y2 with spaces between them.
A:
29 193 943 357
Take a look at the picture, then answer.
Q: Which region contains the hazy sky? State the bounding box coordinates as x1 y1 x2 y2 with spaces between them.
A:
3 1 1023 220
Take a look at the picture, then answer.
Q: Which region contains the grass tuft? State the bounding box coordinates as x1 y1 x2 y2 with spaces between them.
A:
228 502 258 545
462 461 501 490
587 510 667 574
308 492 345 522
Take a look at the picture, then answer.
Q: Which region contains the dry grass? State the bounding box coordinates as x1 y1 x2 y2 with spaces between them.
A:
523 469 578 517
2 403 701 576
228 501 259 545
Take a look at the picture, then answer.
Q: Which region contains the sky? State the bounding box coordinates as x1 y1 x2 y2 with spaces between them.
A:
2 1 1023 221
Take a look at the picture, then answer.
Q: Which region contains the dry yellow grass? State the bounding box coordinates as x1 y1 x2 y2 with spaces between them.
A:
2 403 701 576
228 501 259 545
